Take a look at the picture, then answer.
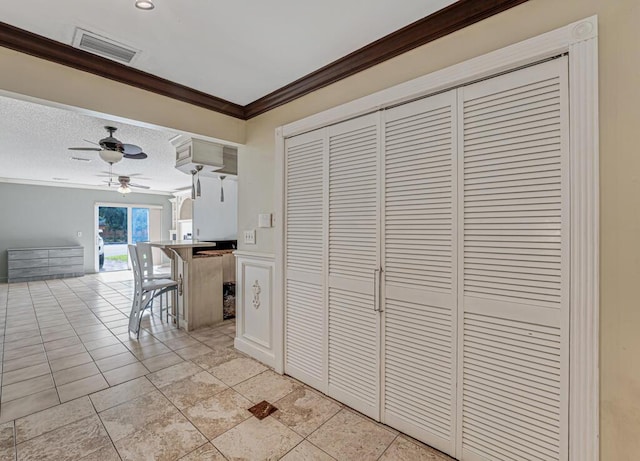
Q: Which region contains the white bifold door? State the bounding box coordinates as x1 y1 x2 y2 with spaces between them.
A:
326 114 381 419
457 58 569 461
382 90 458 455
283 56 569 461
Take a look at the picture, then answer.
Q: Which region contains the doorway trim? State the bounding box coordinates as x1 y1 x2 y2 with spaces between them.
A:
274 16 599 461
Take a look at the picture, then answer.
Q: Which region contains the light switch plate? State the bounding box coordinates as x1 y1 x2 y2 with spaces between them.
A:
258 213 272 228
77 231 82 237
244 229 256 245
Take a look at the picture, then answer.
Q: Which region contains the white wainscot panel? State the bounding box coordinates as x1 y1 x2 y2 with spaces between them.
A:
235 251 276 368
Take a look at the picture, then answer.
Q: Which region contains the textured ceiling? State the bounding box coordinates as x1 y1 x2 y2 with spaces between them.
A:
0 0 456 105
0 95 190 193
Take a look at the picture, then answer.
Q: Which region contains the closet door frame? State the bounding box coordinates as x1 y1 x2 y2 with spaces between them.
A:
275 16 599 461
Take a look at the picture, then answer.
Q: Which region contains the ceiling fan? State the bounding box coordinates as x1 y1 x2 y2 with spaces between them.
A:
106 175 150 194
68 126 148 162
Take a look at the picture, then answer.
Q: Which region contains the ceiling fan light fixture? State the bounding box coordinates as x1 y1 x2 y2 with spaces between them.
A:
135 0 155 10
117 185 132 194
99 149 123 164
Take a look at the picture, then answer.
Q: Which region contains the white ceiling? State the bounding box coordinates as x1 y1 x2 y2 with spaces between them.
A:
0 0 456 105
0 1 457 192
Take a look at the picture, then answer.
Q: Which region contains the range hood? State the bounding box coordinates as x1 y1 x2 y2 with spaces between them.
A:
175 138 237 176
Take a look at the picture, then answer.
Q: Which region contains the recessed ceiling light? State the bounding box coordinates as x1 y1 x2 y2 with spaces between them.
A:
135 0 155 10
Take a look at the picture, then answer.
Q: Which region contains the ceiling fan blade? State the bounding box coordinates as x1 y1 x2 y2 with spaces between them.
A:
68 147 102 151
83 139 101 146
123 152 148 160
122 144 143 155
129 183 150 189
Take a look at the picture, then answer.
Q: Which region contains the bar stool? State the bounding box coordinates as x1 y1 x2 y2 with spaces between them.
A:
128 244 178 338
136 242 166 280
137 242 170 320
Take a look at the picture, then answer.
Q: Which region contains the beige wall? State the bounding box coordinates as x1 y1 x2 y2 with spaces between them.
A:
0 47 245 144
239 0 640 459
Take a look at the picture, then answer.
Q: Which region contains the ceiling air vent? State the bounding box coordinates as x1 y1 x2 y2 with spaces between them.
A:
72 28 138 64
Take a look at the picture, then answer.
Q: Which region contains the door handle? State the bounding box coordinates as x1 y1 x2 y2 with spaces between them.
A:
373 267 383 312
378 267 383 312
373 269 379 312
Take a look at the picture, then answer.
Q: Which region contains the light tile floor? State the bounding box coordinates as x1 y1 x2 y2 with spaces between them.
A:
0 272 453 460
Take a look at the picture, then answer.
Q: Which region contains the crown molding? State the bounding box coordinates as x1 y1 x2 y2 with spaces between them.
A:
0 0 529 121
243 0 529 118
0 21 245 119
0 177 174 196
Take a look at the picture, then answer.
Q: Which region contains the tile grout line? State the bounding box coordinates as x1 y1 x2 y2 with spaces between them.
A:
6 282 58 408
140 352 260 458
178 441 221 461
4 275 239 459
1 285 15 459
2 281 87 407
89 395 124 461
96 363 216 460
0 284 48 418
47 279 112 403
52 277 145 397
0 283 9 403
29 281 60 406
376 433 400 461
5 276 424 460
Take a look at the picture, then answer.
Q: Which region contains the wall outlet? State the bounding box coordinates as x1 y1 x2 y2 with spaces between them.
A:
77 231 82 238
243 229 256 245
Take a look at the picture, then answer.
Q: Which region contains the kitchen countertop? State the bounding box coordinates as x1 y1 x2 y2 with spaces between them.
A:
194 249 235 258
149 240 217 248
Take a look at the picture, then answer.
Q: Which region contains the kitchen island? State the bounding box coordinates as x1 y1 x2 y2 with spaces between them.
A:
151 240 234 331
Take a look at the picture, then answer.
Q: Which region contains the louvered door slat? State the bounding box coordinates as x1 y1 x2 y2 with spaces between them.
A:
286 135 323 274
459 57 569 461
382 90 457 456
284 130 326 389
327 114 380 419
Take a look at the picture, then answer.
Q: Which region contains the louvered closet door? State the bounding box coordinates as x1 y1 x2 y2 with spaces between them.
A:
327 114 380 419
284 129 326 390
457 57 569 461
382 90 458 456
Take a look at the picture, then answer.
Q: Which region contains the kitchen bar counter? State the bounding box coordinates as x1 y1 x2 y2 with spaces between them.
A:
149 240 217 249
194 249 234 257
150 240 224 331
